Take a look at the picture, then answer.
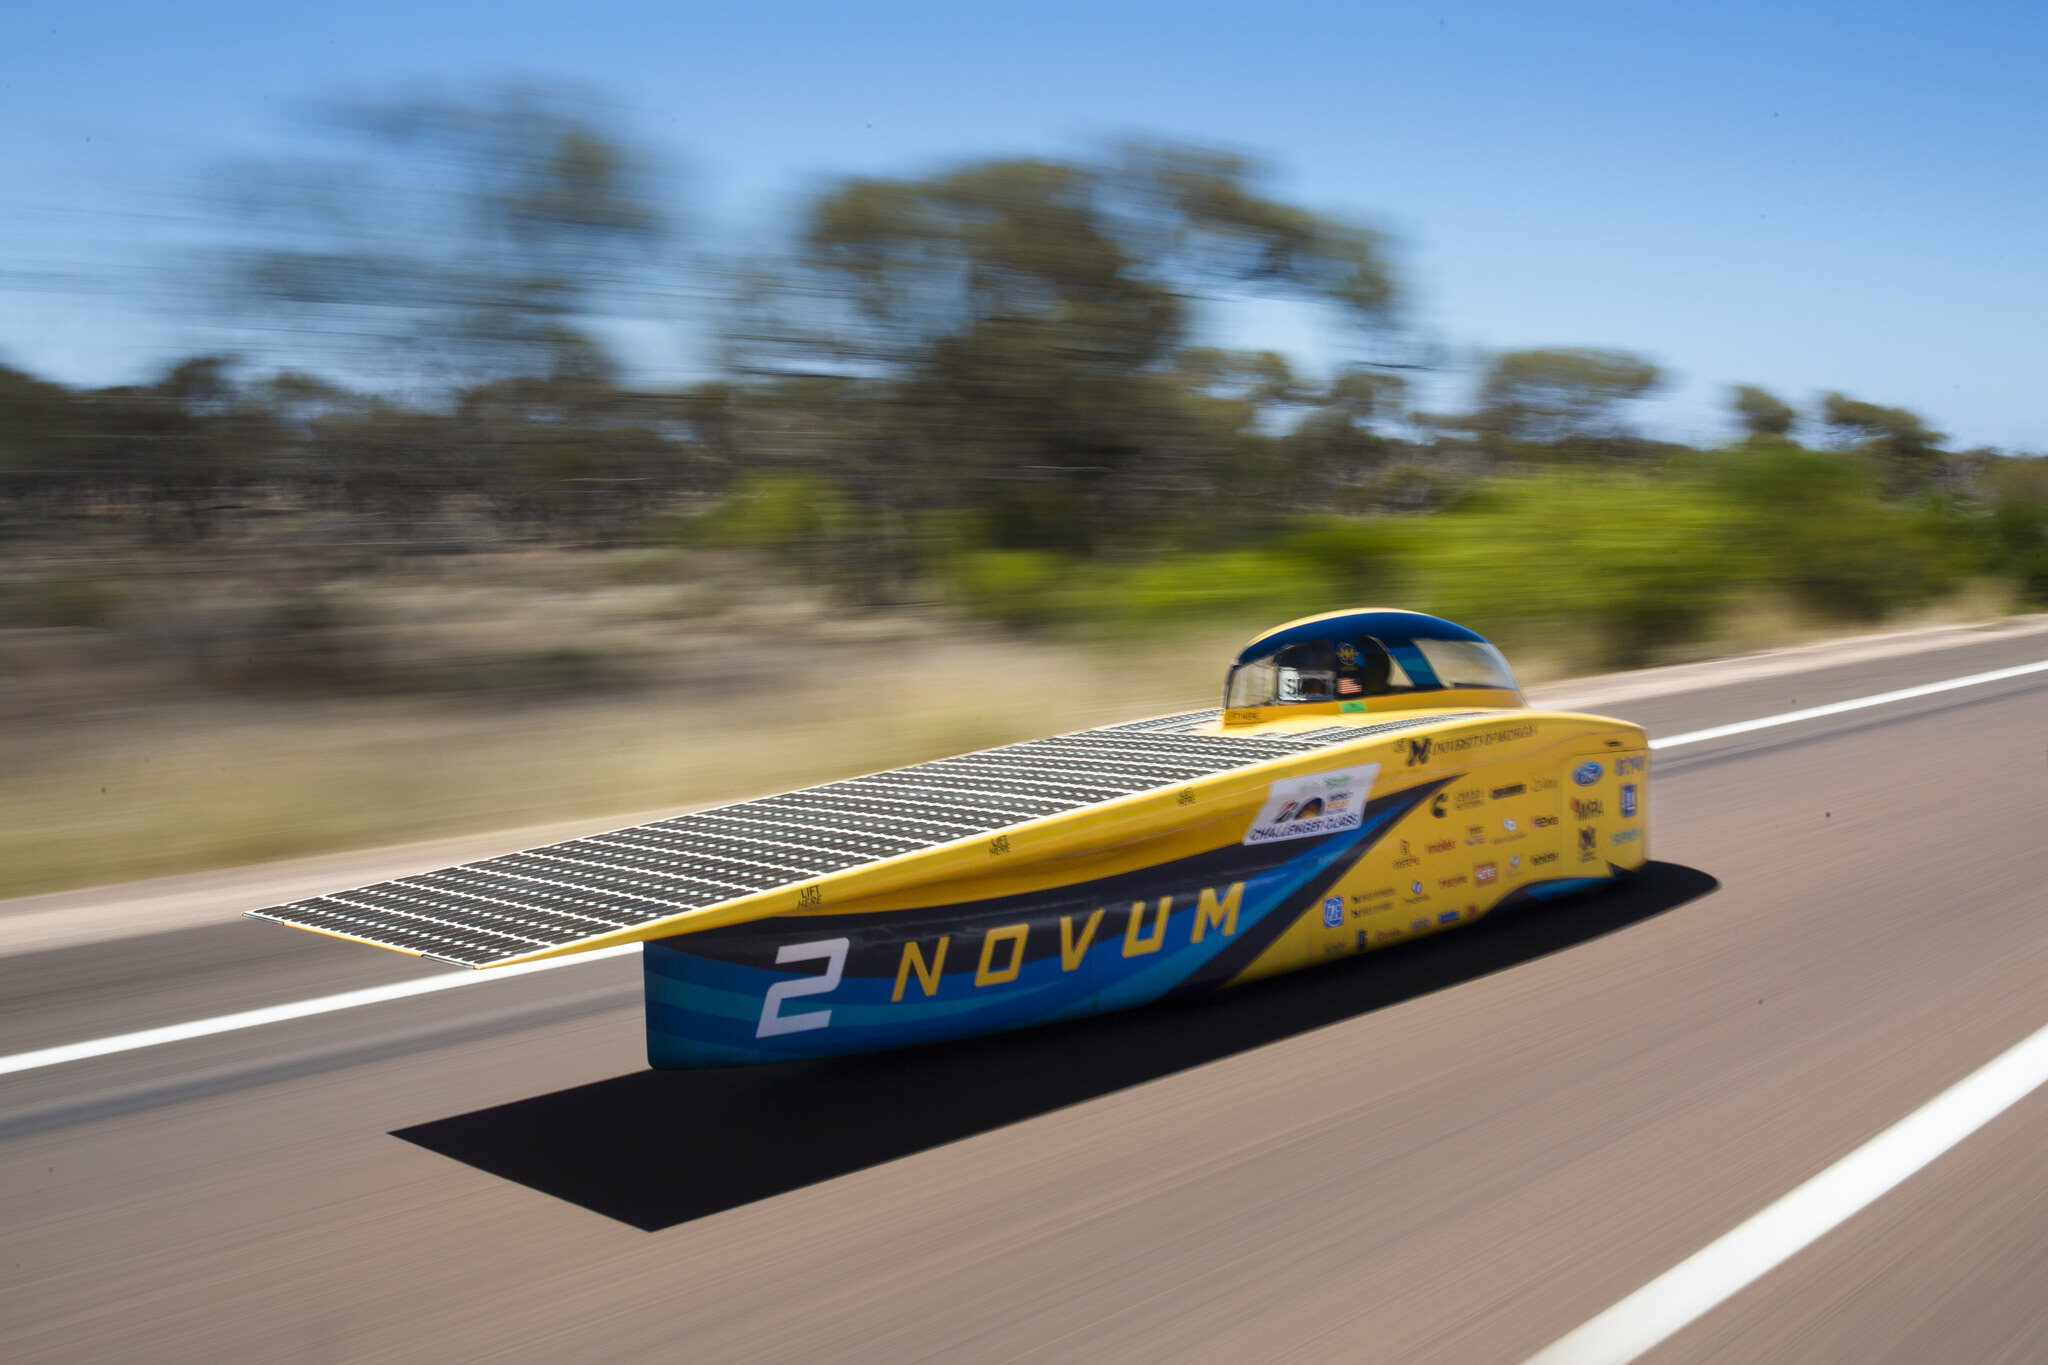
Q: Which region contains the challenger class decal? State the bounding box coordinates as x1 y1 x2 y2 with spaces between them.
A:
1242 764 1378 844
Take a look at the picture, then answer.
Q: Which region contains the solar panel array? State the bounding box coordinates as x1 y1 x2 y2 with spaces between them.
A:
249 710 1483 967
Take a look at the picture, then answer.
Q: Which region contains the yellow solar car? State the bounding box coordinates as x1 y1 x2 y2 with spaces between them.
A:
252 609 1649 1066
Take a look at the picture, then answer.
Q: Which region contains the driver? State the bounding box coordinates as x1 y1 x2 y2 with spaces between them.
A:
1333 639 1393 698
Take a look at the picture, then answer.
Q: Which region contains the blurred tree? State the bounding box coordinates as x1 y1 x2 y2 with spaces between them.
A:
1472 348 1665 450
0 363 80 508
1820 391 1947 491
449 347 683 536
215 83 676 384
1730 383 1796 441
100 356 270 533
1283 366 1410 507
728 143 1404 552
1178 348 1303 412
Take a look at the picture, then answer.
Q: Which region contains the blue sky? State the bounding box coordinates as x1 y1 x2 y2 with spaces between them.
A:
4 0 2044 446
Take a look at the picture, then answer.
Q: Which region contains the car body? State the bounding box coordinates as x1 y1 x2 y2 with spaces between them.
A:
250 609 1649 1066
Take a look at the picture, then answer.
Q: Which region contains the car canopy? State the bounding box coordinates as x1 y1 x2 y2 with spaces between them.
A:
1223 609 1522 713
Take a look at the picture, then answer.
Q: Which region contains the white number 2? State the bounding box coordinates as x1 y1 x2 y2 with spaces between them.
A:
754 938 849 1038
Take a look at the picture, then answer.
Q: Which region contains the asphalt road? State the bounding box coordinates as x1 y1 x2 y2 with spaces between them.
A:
3 622 2047 1362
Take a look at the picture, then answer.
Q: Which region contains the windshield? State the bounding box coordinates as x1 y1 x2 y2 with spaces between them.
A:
1412 637 1519 691
1224 633 1517 709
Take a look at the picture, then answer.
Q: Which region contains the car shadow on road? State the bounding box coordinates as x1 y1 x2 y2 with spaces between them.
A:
395 860 1717 1231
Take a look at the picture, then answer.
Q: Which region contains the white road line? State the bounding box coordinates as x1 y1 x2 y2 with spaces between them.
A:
1647 658 2048 751
1525 1017 2048 1364
0 944 638 1079
1 656 2041 1083
1524 658 2048 1362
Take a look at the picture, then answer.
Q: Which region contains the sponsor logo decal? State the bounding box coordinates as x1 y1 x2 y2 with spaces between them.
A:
1573 761 1604 786
1340 700 1367 712
1578 827 1598 861
1426 838 1456 855
1323 896 1344 928
1454 787 1486 811
1410 919 1431 932
1532 814 1559 828
1350 887 1396 904
1405 737 1432 766
1621 783 1639 818
1438 910 1461 924
1570 797 1605 819
1501 817 1518 832
1509 854 1522 870
1611 827 1642 845
1532 776 1559 792
1532 851 1559 866
1431 792 1449 818
1614 754 1646 776
1244 765 1377 845
1475 861 1497 884
1393 839 1420 868
1491 783 1526 799
1464 825 1487 846
1430 724 1538 756
1410 880 1425 895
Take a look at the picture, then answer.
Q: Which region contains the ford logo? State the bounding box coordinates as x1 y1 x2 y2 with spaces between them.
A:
1572 761 1604 786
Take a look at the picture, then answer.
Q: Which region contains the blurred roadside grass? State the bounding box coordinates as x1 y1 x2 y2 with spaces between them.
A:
3 446 2040 900
0 628 1237 899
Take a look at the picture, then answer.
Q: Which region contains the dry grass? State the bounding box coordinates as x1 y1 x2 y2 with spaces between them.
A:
0 623 1245 898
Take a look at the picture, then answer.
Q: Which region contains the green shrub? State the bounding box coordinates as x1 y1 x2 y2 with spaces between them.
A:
1706 446 1954 621
1271 517 1420 597
1416 473 1745 668
944 550 1075 628
0 572 126 629
684 472 855 552
945 544 1387 638
1068 551 1337 633
939 448 2025 665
